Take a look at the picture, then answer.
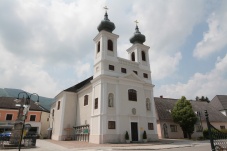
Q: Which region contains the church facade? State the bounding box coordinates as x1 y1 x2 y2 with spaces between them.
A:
50 11 158 144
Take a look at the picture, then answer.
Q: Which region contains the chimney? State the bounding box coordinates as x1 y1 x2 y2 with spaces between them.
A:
160 95 163 98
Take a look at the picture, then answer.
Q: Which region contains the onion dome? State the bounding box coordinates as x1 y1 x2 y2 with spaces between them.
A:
97 12 115 33
130 25 146 44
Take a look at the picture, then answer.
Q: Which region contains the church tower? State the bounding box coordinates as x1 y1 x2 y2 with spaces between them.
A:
93 8 119 79
127 22 150 70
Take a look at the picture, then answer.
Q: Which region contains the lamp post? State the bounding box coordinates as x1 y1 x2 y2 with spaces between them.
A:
14 92 39 151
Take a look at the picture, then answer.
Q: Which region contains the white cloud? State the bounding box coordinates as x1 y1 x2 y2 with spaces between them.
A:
132 0 205 52
0 0 105 65
193 2 227 59
0 0 226 99
130 0 206 80
74 61 91 79
156 54 227 100
0 42 59 98
151 52 182 80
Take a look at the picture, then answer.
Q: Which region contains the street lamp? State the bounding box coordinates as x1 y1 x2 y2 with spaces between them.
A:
14 92 39 151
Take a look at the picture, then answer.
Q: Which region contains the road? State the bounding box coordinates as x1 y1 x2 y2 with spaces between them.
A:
116 144 211 151
0 139 211 151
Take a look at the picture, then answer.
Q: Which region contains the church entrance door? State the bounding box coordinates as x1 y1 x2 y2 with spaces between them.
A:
131 122 138 141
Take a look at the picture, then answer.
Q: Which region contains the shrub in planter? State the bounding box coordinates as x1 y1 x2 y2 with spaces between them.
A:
125 131 130 143
143 131 147 139
143 131 147 142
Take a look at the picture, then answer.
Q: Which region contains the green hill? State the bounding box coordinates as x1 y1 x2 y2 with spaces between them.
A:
0 88 54 111
0 88 10 97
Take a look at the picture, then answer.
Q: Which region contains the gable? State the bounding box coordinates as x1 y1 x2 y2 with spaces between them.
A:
121 73 145 83
210 95 227 110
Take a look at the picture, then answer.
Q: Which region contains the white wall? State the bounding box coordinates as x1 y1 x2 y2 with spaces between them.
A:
40 111 50 137
76 86 92 126
51 92 64 140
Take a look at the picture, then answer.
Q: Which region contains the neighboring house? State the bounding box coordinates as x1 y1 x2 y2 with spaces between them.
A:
0 97 50 137
155 96 227 139
210 95 227 116
50 11 158 144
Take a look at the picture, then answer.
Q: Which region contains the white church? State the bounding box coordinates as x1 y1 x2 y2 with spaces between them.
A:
50 10 158 144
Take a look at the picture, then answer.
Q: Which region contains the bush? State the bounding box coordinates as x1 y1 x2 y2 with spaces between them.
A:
125 131 129 140
143 131 147 139
220 129 227 133
203 128 227 139
203 129 209 139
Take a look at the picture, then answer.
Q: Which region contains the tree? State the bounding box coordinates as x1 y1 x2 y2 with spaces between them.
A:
171 96 198 139
196 96 210 103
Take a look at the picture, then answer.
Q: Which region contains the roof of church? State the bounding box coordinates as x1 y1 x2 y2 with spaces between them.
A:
0 97 49 112
97 11 115 33
129 25 146 44
210 95 227 110
154 97 227 122
64 76 93 93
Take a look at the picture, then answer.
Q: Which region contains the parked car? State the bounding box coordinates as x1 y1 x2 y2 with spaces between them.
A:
0 131 11 137
0 131 12 141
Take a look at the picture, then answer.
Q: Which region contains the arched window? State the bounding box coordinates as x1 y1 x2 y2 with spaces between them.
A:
142 51 146 61
128 89 137 101
52 109 54 117
108 39 113 51
146 98 151 110
131 52 135 61
84 95 88 106
97 41 100 53
108 93 114 107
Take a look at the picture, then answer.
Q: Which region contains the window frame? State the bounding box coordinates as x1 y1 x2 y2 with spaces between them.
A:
109 65 115 71
84 95 88 106
30 115 36 121
108 39 113 51
97 41 100 53
121 68 127 73
141 51 146 61
57 101 61 110
6 114 13 121
108 121 116 129
94 98 98 109
128 89 137 101
170 125 177 132
131 52 135 61
220 126 226 130
143 73 148 78
148 123 154 130
52 109 55 117
133 71 138 75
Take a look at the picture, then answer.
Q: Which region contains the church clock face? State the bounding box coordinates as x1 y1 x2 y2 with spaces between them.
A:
132 108 136 115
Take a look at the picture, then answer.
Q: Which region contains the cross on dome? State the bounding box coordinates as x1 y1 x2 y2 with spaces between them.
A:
103 6 108 12
129 20 146 44
97 6 115 33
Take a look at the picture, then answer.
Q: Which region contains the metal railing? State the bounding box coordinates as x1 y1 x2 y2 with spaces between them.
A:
0 134 37 149
205 110 227 151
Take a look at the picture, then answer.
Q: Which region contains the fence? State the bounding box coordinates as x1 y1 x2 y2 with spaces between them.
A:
205 110 227 151
0 134 37 149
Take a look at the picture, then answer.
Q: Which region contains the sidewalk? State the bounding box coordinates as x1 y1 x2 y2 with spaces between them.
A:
0 139 210 151
37 139 210 151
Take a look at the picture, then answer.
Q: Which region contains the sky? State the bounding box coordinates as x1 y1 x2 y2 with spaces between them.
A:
0 0 227 100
